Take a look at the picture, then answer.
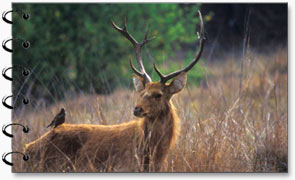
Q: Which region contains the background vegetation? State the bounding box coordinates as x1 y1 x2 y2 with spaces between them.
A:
12 3 206 102
10 3 287 172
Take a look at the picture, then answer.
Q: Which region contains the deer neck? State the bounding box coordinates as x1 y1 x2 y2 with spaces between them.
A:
142 101 178 147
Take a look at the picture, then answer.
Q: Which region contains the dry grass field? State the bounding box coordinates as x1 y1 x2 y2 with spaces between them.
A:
12 49 287 172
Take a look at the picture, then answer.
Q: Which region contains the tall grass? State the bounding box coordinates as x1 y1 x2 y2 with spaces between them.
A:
12 49 287 172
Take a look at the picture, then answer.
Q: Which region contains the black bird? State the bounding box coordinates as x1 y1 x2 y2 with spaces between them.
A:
47 108 66 128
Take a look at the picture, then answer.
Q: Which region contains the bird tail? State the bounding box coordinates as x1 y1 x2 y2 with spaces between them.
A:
47 123 53 128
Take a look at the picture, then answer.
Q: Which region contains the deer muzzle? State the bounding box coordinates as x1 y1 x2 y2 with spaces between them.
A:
133 106 143 117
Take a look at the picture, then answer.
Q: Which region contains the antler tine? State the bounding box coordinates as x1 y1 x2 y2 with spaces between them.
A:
123 16 127 31
111 18 138 46
141 24 156 47
154 10 206 84
153 62 164 79
129 59 145 77
111 17 154 83
144 24 150 40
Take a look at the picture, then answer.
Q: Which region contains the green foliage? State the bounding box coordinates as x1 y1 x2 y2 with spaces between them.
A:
12 3 205 101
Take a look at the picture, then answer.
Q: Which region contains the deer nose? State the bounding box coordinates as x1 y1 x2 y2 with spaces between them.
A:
133 106 143 116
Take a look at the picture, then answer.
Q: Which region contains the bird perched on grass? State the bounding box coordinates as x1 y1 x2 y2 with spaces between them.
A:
47 108 66 128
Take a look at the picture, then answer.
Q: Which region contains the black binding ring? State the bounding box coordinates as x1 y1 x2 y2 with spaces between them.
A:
2 152 29 166
2 94 29 110
2 123 29 138
2 65 30 81
2 38 30 53
2 9 30 24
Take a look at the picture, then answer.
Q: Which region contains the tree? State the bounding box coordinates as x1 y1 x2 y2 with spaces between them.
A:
12 3 204 102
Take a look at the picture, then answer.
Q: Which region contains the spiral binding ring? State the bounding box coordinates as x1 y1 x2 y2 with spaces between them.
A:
2 152 29 166
2 123 29 138
2 9 30 24
2 65 30 81
2 9 31 166
2 94 29 110
2 38 30 53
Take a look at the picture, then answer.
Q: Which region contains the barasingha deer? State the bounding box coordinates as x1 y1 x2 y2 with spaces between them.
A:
24 11 206 172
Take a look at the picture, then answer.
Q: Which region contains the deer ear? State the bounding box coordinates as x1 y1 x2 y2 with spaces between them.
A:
133 74 145 92
167 72 187 94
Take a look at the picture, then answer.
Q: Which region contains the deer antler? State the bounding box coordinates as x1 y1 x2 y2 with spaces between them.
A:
154 10 206 84
111 17 155 83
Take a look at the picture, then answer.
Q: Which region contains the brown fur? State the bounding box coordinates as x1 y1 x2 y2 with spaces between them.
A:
25 77 184 172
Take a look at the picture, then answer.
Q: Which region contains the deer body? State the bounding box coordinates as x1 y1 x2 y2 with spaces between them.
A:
25 11 205 172
26 122 143 172
25 81 181 172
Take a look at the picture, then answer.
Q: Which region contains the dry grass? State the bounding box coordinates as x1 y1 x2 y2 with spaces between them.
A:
12 49 287 172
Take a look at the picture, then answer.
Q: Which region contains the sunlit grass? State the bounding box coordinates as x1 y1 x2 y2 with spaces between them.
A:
12 49 287 172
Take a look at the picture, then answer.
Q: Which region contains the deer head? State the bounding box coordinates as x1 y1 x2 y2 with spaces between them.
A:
111 11 206 119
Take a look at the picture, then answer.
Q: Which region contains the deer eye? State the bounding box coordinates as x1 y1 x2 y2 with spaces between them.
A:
154 93 162 99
